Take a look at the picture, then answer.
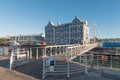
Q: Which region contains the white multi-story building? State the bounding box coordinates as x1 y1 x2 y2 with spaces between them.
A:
45 16 89 44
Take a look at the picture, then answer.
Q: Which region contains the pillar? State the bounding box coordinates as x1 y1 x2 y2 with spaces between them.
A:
42 47 46 57
70 48 72 59
50 47 52 56
55 47 57 55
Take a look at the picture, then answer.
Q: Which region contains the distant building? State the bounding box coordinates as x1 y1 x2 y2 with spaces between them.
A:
45 16 89 44
10 33 45 42
100 38 120 42
5 35 11 41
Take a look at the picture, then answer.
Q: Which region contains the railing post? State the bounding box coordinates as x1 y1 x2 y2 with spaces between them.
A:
10 51 13 70
79 54 81 64
91 52 94 69
110 52 112 69
67 48 70 78
97 50 99 68
42 58 45 79
70 47 72 59
42 46 46 79
36 48 38 59
67 60 70 78
27 49 29 58
85 55 88 74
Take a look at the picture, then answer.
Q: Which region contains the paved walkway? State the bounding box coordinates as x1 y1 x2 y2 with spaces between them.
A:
44 71 115 80
0 56 120 80
0 67 36 80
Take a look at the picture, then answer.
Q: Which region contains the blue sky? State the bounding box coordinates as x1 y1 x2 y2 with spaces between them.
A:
0 0 120 38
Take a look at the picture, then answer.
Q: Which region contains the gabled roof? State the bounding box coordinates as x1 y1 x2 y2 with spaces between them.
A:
46 16 88 28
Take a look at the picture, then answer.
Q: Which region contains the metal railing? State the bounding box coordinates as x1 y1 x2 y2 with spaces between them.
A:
43 43 98 79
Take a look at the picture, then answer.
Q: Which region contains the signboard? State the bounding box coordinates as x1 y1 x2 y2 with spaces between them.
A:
45 57 55 72
102 55 108 61
42 42 46 46
45 57 54 67
17 54 26 60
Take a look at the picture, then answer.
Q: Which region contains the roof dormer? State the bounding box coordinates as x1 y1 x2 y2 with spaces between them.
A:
47 21 54 26
72 16 80 25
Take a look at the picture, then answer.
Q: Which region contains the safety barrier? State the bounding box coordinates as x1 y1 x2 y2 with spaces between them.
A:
10 48 29 69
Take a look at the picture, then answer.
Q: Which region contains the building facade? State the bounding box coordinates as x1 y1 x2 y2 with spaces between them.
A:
45 16 89 44
10 33 45 42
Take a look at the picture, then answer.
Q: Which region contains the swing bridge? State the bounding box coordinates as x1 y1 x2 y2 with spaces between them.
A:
9 43 99 79
42 43 98 78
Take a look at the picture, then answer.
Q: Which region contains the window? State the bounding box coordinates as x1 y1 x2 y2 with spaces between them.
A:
72 28 74 31
70 33 72 38
75 27 77 31
78 33 80 37
70 28 72 32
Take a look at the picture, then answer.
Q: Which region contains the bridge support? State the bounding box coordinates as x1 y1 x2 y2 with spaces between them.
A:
30 48 32 59
42 47 46 57
50 47 52 56
54 47 56 55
